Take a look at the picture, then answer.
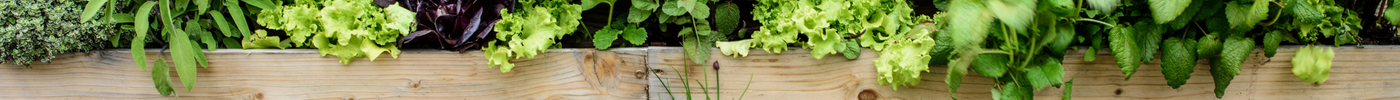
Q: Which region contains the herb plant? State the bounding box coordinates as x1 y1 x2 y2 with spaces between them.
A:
2 0 129 67
397 0 515 51
486 0 584 73
255 0 418 64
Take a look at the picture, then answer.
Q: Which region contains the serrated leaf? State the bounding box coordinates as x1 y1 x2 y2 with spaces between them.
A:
622 25 649 45
715 3 739 35
150 59 176 96
988 0 1035 31
1212 34 1252 98
1149 0 1192 24
1029 57 1064 90
132 2 156 71
628 7 653 23
661 0 687 16
840 40 860 59
971 54 1009 78
1110 26 1141 80
80 0 109 21
689 3 709 19
1224 0 1268 30
683 33 715 64
1136 23 1164 64
593 28 621 49
1198 32 1223 58
1087 0 1120 13
1264 31 1282 57
1162 37 1196 89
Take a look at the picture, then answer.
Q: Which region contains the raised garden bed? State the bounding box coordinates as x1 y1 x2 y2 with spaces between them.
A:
2 46 1397 99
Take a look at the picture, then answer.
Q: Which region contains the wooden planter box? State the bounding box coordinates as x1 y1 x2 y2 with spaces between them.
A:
1 46 1397 99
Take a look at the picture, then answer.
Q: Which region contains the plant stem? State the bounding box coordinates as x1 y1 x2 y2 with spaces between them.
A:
1075 18 1115 28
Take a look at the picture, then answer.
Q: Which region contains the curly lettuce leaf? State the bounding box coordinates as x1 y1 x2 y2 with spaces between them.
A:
1292 46 1332 84
487 0 583 73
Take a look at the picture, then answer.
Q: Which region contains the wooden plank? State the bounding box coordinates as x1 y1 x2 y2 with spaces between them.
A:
645 46 1400 100
0 48 649 99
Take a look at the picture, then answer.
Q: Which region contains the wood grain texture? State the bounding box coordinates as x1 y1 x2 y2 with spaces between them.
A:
646 46 1400 100
0 48 649 100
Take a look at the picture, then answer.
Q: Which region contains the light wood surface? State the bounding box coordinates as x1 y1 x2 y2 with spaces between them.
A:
645 46 1400 100
2 46 1398 100
0 48 650 100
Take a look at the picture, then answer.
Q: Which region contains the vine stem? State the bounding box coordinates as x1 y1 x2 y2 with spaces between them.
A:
1075 18 1115 27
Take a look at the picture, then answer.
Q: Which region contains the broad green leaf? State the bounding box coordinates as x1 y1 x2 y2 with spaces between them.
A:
132 2 157 71
946 0 994 47
1197 32 1223 58
627 7 653 23
1224 0 1268 30
195 0 208 14
225 0 252 37
1264 31 1282 57
1167 0 1203 29
1388 6 1400 24
167 27 200 91
1149 0 1191 24
593 28 621 49
1062 79 1074 100
715 3 740 35
1289 0 1324 24
1085 47 1097 61
1029 57 1064 90
1212 34 1252 98
1162 37 1196 89
188 20 218 50
1136 22 1164 64
581 0 617 10
622 25 649 45
242 0 277 9
1048 25 1076 57
993 83 1028 100
220 37 242 48
971 54 1009 78
632 0 660 10
678 0 695 12
683 33 715 64
1191 0 1223 21
150 59 176 96
101 13 135 23
661 0 687 16
1291 46 1332 83
657 8 674 24
689 3 709 19
840 40 860 59
1110 26 1140 80
80 0 110 21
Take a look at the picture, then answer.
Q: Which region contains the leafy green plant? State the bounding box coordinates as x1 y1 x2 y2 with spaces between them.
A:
79 0 279 96
486 0 584 73
2 0 129 67
933 0 1081 98
254 0 418 64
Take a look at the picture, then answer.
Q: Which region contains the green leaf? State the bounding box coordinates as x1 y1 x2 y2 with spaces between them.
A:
840 40 860 59
1085 47 1097 61
150 59 176 96
1110 26 1141 80
716 40 752 57
242 0 278 9
1062 79 1074 100
80 0 110 21
1212 34 1252 98
632 0 660 10
1136 23 1164 64
1162 37 1196 89
1087 0 1120 13
683 33 715 64
581 0 617 10
220 37 242 49
1288 0 1324 24
187 20 218 50
132 2 157 71
167 27 200 92
195 0 209 14
1224 0 1268 30
627 7 653 23
946 0 994 47
689 3 710 19
1291 46 1332 84
1198 32 1223 58
1388 6 1400 24
102 13 135 24
593 28 621 49
715 3 740 35
1149 0 1192 24
1264 31 1282 57
209 11 239 37
661 0 687 16
1029 57 1065 90
987 0 1035 31
971 54 1009 78
622 25 649 45
225 0 252 37
1048 25 1076 57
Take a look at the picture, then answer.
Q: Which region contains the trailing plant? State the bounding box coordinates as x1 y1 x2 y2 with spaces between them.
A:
933 0 1079 98
397 0 515 51
254 0 418 64
78 0 278 96
486 0 584 73
1 0 129 67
